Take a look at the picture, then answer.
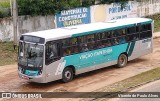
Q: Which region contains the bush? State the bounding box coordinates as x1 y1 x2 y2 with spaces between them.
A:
18 0 56 16
0 0 10 18
17 0 131 16
18 0 82 16
0 0 10 8
0 8 10 18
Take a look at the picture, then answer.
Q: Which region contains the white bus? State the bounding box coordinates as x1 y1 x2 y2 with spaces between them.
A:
18 18 153 83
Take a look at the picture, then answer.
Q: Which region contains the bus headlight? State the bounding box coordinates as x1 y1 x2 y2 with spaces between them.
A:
38 70 42 75
18 67 24 73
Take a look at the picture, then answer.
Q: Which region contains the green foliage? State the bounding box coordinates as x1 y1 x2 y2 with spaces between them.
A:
82 0 93 7
18 0 82 16
17 0 131 16
0 8 10 18
0 0 10 8
55 0 81 13
100 0 114 4
18 0 56 16
0 0 10 18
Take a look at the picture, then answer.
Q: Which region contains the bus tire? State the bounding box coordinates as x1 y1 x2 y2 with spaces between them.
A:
62 67 74 83
117 54 128 68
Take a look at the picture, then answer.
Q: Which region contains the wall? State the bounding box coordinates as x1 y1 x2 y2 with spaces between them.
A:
0 0 160 41
91 1 137 22
137 0 160 17
0 17 13 41
0 15 55 41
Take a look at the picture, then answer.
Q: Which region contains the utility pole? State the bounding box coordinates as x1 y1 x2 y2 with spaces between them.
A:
13 0 18 50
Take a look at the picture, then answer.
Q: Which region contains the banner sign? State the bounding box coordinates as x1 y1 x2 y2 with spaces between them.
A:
56 7 91 28
107 1 137 20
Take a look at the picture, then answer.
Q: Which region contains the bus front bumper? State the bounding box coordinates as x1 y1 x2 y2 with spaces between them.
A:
18 72 46 83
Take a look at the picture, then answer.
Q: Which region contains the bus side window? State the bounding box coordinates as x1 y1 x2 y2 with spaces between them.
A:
141 24 151 31
62 38 72 47
71 37 78 45
122 29 126 35
127 27 136 34
96 33 101 40
115 29 121 36
102 32 107 39
119 36 126 43
133 34 139 40
147 24 151 30
136 26 139 32
140 31 150 39
102 39 112 47
45 42 59 65
62 37 79 56
107 31 112 38
87 34 95 50
139 24 152 39
113 38 119 45
110 31 115 37
79 36 86 52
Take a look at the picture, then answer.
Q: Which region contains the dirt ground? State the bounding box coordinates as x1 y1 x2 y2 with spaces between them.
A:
0 38 160 101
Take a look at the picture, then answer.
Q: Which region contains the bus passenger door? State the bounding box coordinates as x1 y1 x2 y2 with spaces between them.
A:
45 41 62 82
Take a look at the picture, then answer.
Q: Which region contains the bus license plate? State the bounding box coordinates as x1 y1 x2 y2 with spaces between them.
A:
22 76 29 80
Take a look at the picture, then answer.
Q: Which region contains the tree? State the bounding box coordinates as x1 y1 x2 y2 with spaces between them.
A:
17 0 132 16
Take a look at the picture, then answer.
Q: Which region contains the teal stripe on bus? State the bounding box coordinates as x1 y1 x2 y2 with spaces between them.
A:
128 41 136 57
126 42 131 54
63 43 129 70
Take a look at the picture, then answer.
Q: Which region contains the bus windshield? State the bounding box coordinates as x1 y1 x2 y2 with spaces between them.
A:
18 42 44 68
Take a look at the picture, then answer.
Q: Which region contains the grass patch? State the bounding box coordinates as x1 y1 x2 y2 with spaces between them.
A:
90 67 160 100
146 14 160 32
0 42 17 66
96 67 160 92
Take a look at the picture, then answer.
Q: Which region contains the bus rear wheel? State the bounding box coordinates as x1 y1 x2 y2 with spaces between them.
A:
62 67 73 83
117 54 128 68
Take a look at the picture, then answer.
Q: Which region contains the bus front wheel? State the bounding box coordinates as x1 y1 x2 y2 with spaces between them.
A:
117 54 128 68
62 67 73 83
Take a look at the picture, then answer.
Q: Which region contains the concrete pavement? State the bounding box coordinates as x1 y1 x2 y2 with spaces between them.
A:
108 80 160 101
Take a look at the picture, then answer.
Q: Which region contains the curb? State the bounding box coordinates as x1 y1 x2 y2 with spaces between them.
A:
121 77 160 92
88 78 160 101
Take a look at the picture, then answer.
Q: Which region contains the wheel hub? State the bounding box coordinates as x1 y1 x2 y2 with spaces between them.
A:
65 71 71 79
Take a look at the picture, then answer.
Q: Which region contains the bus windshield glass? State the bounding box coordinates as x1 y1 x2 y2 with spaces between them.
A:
18 42 44 68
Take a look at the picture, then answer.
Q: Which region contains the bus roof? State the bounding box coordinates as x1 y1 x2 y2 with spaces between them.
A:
23 18 153 41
